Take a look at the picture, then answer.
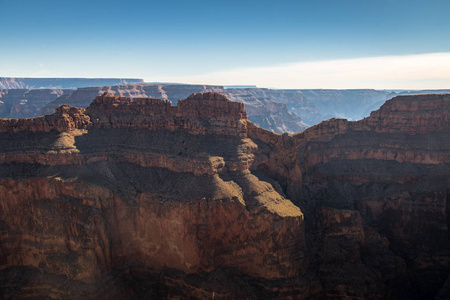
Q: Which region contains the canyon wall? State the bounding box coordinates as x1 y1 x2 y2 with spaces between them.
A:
4 77 450 133
0 92 306 299
249 93 450 299
1 92 450 299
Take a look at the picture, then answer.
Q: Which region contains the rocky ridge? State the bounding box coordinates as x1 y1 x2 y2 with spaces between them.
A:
41 84 308 134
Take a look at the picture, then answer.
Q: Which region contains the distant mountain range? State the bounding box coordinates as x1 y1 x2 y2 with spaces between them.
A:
0 77 144 89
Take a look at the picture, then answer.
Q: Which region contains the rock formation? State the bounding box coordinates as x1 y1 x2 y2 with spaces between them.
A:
279 94 450 299
0 92 305 299
41 84 308 134
1 92 450 299
5 77 450 132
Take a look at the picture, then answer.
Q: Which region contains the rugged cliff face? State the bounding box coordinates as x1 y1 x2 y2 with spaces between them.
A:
41 84 308 134
0 92 306 299
244 93 450 299
1 92 450 299
5 78 450 133
291 94 450 299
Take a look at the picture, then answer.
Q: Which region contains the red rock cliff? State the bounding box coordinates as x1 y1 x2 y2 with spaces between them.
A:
247 94 450 299
86 92 248 137
2 92 450 299
0 92 305 299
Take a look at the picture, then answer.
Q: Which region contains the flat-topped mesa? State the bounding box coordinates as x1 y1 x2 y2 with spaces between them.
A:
86 92 248 137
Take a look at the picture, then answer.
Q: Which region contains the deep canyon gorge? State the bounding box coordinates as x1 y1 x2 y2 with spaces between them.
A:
1 91 450 299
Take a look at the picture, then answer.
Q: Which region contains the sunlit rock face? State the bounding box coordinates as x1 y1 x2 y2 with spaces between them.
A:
0 92 305 299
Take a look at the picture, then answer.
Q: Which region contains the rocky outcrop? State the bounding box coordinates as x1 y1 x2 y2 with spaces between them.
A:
239 93 450 299
41 84 308 134
0 105 90 133
295 94 450 170
86 92 248 137
6 80 450 133
295 94 450 299
0 92 305 299
41 85 227 115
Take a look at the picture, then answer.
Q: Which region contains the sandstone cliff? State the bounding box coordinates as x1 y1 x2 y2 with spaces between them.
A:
255 93 450 299
0 92 306 299
217 93 450 299
5 78 450 133
1 92 450 299
42 84 308 134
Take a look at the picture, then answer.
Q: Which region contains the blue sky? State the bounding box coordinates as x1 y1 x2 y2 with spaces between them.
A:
2 0 450 88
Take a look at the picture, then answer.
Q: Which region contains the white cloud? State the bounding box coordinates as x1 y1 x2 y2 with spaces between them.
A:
146 52 450 89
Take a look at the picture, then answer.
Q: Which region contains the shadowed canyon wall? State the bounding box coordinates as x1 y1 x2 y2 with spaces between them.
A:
0 92 306 299
1 92 450 299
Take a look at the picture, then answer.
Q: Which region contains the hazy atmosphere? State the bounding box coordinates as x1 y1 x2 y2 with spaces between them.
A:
3 1 450 299
2 0 450 88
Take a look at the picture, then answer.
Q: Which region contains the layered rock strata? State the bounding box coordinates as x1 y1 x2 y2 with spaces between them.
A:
0 92 305 299
41 84 308 134
247 94 450 299
1 93 450 299
300 95 450 299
